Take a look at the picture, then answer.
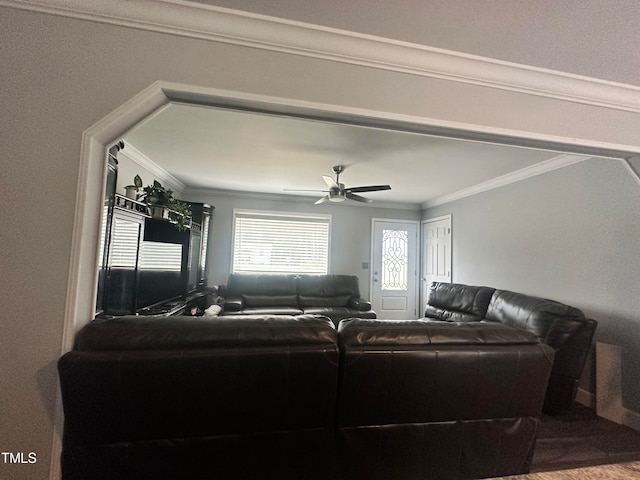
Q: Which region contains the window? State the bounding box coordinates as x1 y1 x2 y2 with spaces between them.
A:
232 210 330 274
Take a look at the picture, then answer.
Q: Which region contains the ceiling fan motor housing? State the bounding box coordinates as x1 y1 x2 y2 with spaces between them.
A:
329 183 345 202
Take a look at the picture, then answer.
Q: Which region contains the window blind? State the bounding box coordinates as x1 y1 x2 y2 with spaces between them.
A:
233 211 330 274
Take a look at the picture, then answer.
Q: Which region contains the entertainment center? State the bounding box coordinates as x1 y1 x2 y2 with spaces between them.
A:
95 142 214 318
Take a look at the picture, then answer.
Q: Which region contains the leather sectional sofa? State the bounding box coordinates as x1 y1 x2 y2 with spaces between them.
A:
221 273 376 325
58 315 340 480
424 282 597 415
337 319 554 480
58 314 554 480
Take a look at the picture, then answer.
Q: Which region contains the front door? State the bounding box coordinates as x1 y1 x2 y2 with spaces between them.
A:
371 219 419 319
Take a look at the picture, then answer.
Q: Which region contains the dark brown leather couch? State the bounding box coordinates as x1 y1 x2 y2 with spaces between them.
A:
424 281 597 415
336 319 554 480
58 315 339 480
222 273 376 325
58 314 554 480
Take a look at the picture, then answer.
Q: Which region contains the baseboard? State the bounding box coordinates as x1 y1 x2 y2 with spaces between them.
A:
576 387 596 409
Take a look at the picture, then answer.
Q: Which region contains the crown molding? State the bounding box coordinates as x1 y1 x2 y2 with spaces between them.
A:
422 154 592 209
4 0 640 113
119 141 186 193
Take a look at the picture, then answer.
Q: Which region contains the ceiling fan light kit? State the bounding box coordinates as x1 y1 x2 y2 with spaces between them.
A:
290 165 391 205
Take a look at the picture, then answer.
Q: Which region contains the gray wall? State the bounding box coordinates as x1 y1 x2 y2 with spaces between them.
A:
181 192 420 298
423 157 640 410
2 5 640 479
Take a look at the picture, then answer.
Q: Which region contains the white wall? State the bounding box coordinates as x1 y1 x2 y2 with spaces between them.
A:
2 5 640 479
180 191 419 298
423 157 640 412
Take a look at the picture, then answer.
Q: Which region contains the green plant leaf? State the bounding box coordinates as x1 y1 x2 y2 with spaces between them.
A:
133 174 143 189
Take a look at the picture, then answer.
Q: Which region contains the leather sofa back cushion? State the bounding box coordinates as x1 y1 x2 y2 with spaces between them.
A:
242 294 297 307
73 315 337 351
426 282 496 320
486 290 585 346
227 273 297 297
297 274 360 297
339 319 540 347
298 295 351 307
424 305 484 323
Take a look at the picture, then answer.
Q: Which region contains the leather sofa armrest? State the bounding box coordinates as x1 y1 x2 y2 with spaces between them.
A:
223 297 243 311
349 297 371 311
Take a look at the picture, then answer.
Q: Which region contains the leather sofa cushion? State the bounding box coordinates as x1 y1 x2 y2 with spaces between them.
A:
227 273 297 297
238 307 304 316
298 295 350 307
485 289 585 346
337 319 554 426
339 319 541 347
426 282 496 321
297 274 360 297
424 305 484 323
242 294 297 307
73 315 337 351
349 297 371 311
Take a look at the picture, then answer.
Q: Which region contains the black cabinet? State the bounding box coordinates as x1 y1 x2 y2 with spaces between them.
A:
95 147 119 316
96 194 213 317
187 203 213 291
102 207 146 315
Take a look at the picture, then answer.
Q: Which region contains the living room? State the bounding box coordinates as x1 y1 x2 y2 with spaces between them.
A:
2 1 640 479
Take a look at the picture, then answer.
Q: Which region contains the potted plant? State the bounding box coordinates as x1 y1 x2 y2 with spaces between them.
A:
139 179 192 230
168 199 192 231
124 174 143 200
139 179 174 206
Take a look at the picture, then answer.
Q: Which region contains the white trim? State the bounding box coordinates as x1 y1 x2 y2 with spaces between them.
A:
422 154 592 208
3 0 640 113
119 142 186 193
164 81 640 157
622 156 640 187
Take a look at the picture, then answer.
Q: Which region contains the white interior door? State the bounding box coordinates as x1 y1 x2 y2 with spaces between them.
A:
421 215 452 311
371 219 419 319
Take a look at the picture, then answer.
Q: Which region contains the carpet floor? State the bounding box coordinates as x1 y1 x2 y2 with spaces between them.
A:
530 405 640 473
498 460 640 479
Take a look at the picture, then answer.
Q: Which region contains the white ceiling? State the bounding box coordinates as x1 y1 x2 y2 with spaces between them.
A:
122 0 639 208
123 103 565 206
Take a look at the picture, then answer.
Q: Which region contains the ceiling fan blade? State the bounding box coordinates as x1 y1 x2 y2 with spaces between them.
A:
283 188 327 192
346 192 373 203
314 195 329 204
323 175 339 189
346 185 391 193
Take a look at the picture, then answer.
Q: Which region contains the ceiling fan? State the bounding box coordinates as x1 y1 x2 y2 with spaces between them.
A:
286 165 391 204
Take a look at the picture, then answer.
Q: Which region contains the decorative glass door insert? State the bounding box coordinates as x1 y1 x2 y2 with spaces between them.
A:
382 229 408 291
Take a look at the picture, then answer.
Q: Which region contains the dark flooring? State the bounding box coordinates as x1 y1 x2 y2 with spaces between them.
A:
531 404 640 473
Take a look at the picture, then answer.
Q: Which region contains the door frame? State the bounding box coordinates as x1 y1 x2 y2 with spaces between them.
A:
420 214 452 312
370 217 420 319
